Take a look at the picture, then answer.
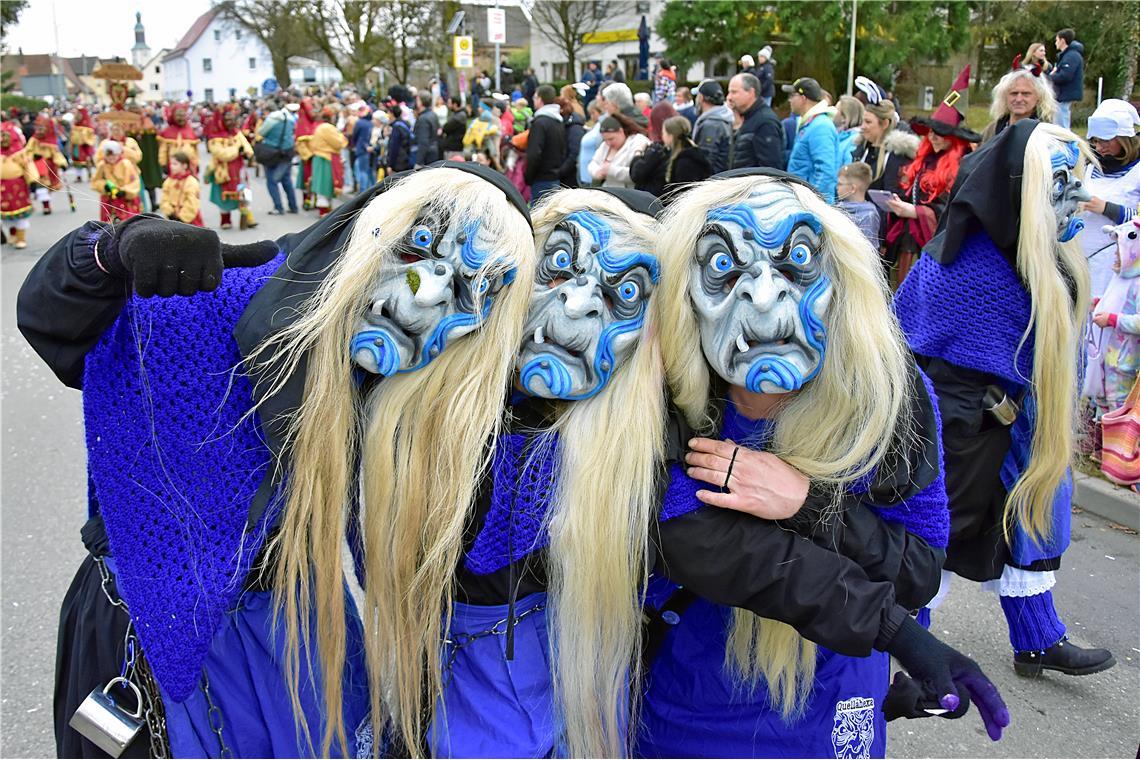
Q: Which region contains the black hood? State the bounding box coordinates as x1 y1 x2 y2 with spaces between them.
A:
924 118 1039 266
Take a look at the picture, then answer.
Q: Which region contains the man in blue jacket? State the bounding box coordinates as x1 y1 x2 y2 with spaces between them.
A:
1049 28 1084 129
784 77 839 202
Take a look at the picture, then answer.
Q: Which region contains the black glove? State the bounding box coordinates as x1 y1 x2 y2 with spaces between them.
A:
883 670 969 721
99 215 279 298
884 615 1010 740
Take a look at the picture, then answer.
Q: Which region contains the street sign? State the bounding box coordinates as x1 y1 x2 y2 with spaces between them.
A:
488 8 506 45
262 77 279 95
453 35 474 69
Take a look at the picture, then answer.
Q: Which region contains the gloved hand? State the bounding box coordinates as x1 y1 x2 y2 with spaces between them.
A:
883 670 969 721
98 215 279 298
103 180 119 198
884 616 1010 740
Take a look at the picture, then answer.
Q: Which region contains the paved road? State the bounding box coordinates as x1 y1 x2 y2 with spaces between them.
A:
3 171 1138 758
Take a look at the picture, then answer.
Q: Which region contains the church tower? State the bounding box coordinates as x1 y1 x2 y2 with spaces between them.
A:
131 12 151 68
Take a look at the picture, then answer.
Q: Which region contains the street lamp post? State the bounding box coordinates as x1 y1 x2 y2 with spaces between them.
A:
846 0 858 96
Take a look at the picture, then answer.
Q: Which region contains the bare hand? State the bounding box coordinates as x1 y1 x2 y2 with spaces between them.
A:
1092 312 1113 328
684 437 809 519
886 195 917 219
1080 197 1107 216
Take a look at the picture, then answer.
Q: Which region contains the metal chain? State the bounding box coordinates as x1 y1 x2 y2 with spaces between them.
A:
441 603 546 687
200 669 232 759
94 556 171 758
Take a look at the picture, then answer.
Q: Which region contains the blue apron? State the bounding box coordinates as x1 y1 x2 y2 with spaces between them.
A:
637 577 889 760
162 589 370 758
430 592 559 758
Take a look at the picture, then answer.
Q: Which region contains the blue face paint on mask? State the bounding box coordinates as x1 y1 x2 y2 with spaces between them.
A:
350 213 515 376
1050 140 1091 243
518 211 658 400
689 184 833 394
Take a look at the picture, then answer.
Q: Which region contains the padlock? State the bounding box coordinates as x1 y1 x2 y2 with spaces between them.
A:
68 677 144 758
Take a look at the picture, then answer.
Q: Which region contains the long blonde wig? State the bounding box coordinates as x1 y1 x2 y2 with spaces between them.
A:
529 189 666 757
654 176 915 717
251 168 536 756
1004 124 1093 543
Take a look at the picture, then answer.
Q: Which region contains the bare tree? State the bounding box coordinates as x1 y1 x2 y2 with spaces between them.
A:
530 0 608 79
375 1 438 84
217 0 310 87
299 0 393 89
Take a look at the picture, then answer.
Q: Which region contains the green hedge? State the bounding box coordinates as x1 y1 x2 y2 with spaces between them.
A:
1 94 50 113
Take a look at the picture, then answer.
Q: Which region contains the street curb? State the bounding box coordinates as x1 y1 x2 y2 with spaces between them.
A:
1073 472 1140 531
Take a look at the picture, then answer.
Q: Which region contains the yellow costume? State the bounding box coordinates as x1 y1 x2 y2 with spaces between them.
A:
159 174 203 225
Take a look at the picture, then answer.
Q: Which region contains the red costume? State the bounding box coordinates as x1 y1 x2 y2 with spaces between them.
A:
293 97 317 208
204 106 255 229
70 108 97 168
157 103 200 175
28 115 68 194
2 121 38 248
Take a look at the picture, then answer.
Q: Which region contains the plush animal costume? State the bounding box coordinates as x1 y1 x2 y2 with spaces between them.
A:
895 120 1116 677
18 163 533 758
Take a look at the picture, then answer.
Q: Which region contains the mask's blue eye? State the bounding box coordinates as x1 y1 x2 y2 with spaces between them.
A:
790 243 812 265
618 281 639 301
412 225 433 248
475 277 490 294
711 252 733 272
553 250 572 269
1054 179 1066 197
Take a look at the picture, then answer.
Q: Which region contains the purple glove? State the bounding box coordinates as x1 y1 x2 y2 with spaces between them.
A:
885 616 1011 740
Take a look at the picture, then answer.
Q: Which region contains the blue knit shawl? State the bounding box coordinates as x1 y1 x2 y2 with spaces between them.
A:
82 253 286 703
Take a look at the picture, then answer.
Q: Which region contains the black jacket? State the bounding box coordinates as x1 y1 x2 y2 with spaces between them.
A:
440 108 467 153
558 112 586 187
756 61 775 100
732 101 785 170
667 145 712 189
629 142 669 196
413 110 440 167
524 109 566 186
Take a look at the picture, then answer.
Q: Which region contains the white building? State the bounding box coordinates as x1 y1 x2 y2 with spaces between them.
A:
136 48 169 103
162 7 275 102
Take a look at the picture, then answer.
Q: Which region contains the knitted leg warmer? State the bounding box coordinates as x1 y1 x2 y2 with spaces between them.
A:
1000 590 1067 653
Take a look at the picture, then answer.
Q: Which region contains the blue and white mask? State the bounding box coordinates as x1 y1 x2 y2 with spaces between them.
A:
689 184 832 394
351 209 514 376
518 211 659 399
1050 140 1091 243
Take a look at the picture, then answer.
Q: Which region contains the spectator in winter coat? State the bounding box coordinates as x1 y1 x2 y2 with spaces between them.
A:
653 58 677 104
610 59 626 84
784 77 840 201
737 54 758 80
525 85 567 204
692 80 733 174
578 100 604 186
386 102 412 172
833 95 864 167
1049 28 1085 129
629 102 678 196
413 92 440 167
981 67 1058 143
582 62 602 105
660 116 711 198
588 115 650 189
350 104 374 192
558 91 587 187
727 73 785 171
440 96 467 158
599 82 649 129
522 68 539 109
755 46 776 106
675 87 697 127
852 99 918 195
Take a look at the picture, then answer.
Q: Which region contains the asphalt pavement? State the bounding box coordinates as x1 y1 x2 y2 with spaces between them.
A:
2 168 1138 758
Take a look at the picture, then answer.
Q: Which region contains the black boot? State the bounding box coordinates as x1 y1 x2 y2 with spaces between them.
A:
1014 637 1116 677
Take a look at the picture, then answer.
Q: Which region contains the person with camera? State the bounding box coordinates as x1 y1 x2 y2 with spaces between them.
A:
256 97 299 215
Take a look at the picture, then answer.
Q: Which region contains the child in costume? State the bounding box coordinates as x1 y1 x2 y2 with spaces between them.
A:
157 102 199 176
18 163 533 758
26 114 68 215
1088 219 1140 421
895 120 1117 679
90 141 141 223
159 151 204 226
1 121 38 249
204 106 256 229
308 105 348 216
638 169 1007 758
70 107 97 179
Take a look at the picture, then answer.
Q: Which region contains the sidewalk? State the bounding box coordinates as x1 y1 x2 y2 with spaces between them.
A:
1073 470 1140 531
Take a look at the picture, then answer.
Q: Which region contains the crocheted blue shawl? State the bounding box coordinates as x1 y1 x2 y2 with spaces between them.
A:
82 253 286 703
894 232 1070 563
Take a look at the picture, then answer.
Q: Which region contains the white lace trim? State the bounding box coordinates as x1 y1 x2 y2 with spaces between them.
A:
354 716 374 760
980 565 1056 597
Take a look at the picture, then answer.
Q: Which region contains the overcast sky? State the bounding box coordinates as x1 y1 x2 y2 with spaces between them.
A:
5 0 214 59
